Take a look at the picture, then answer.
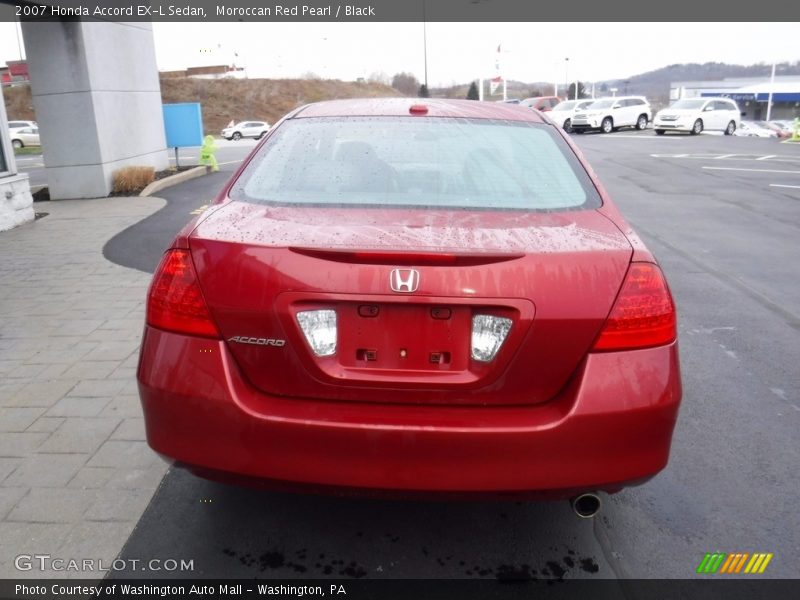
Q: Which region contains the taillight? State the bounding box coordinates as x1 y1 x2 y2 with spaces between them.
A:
592 262 676 351
146 249 219 338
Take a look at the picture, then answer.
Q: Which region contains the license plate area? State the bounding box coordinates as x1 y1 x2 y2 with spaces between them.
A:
338 303 470 372
275 291 534 390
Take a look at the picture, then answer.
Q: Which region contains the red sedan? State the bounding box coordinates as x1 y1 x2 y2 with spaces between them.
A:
138 99 681 514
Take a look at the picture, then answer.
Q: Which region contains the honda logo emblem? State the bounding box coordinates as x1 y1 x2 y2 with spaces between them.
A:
389 268 420 293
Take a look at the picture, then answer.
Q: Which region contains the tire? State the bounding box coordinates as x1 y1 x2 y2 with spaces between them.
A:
563 119 572 133
690 119 703 135
232 132 242 141
724 121 736 136
601 117 613 134
12 139 23 149
655 129 665 136
256 132 265 140
636 114 648 130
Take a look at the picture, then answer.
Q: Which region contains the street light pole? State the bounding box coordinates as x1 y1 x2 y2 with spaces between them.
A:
565 57 569 98
14 20 24 61
422 0 428 90
766 61 776 122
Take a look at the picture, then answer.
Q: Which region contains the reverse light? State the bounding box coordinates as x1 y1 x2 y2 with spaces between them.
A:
296 309 337 356
146 249 219 338
593 262 677 351
471 315 512 362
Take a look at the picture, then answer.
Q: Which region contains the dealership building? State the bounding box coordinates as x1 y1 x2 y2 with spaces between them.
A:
670 75 800 120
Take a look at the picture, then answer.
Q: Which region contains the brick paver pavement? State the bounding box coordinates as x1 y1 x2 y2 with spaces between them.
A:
0 196 169 578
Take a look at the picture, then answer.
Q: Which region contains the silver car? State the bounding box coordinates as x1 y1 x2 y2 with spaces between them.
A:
9 126 40 149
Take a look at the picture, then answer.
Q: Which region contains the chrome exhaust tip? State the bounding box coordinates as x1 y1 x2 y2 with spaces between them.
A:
571 493 601 518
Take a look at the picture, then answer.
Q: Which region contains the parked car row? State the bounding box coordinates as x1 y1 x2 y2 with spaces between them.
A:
536 95 794 139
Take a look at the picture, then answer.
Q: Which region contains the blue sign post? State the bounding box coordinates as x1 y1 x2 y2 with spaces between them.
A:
162 103 204 168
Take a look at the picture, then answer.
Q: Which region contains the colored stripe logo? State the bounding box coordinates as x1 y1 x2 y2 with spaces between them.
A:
697 553 773 574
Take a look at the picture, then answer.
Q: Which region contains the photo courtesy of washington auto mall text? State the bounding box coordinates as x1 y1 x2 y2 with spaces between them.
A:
13 583 346 598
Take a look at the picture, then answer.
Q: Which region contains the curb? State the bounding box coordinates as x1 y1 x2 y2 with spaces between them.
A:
140 166 209 197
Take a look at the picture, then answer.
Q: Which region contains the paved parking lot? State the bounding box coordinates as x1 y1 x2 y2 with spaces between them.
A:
0 196 169 578
3 130 798 580
102 131 800 579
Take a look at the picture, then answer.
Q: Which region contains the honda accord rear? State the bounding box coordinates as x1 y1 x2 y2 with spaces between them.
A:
138 99 681 498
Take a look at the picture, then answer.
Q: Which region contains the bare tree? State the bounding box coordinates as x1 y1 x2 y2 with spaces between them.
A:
391 72 420 96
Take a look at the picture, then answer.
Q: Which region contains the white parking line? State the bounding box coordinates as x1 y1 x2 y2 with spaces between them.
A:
651 153 800 162
703 166 800 175
770 184 800 189
596 134 681 139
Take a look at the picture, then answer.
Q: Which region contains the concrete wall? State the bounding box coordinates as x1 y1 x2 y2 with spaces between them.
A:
0 90 34 232
20 21 169 199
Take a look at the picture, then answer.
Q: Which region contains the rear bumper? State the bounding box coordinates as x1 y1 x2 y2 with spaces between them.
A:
138 326 682 496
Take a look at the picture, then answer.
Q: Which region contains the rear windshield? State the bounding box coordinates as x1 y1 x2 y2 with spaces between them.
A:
670 99 706 110
230 116 601 211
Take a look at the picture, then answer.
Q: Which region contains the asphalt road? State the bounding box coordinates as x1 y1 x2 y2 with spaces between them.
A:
103 130 800 580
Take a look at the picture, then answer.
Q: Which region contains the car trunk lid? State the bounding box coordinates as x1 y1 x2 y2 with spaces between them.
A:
189 201 632 406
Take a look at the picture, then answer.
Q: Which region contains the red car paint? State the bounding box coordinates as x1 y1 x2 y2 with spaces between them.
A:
138 98 681 497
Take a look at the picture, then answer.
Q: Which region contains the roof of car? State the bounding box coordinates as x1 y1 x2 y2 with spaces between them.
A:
293 98 548 123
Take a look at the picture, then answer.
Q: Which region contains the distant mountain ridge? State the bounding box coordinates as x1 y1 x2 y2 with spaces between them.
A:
434 61 800 104
596 61 800 101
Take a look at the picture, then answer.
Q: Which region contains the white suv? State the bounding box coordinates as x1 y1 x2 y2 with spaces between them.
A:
221 121 270 141
570 96 652 134
654 98 740 136
548 99 596 132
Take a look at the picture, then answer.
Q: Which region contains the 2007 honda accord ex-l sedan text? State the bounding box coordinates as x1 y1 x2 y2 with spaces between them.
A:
137 99 682 513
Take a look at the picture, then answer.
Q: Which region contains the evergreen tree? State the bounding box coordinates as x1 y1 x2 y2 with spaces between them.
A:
466 81 479 100
418 84 430 98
